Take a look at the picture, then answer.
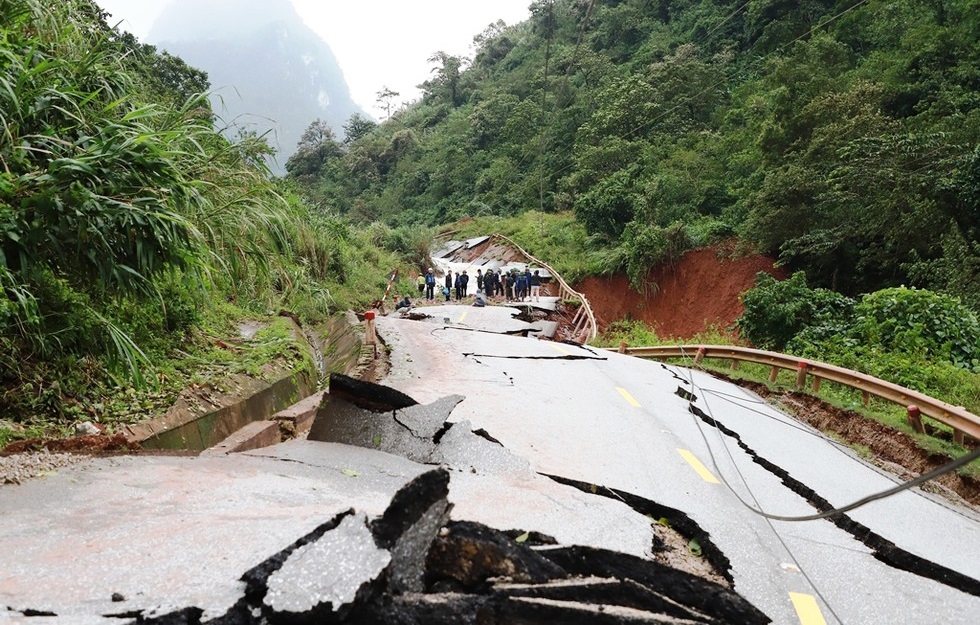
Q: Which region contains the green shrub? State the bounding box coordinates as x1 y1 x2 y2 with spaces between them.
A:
737 271 855 351
597 320 662 348
846 287 980 371
620 221 690 292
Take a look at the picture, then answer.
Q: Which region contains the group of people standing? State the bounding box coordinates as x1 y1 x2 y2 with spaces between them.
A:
416 266 543 304
417 267 470 301
478 267 542 302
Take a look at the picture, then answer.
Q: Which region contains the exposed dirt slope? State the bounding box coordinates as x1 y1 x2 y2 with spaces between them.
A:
576 246 786 339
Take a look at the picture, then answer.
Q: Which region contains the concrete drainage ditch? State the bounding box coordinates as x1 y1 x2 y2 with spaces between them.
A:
125 312 369 453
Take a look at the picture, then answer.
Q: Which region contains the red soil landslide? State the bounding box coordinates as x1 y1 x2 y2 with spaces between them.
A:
576 246 787 339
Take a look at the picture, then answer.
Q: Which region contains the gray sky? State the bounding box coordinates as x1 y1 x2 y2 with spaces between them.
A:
95 0 533 117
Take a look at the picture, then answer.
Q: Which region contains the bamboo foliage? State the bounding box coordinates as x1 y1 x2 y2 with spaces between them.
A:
0 0 297 380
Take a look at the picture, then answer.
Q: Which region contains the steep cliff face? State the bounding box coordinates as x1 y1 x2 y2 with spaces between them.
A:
150 0 364 174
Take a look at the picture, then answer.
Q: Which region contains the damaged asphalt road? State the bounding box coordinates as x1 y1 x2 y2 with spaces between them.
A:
374 312 980 623
0 376 765 624
2 308 978 623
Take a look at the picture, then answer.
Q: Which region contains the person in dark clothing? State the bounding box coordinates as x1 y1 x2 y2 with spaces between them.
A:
505 271 515 301
515 271 528 301
460 270 469 297
444 271 453 302
484 269 495 297
476 269 484 293
395 296 411 311
530 270 542 302
424 268 436 300
454 273 462 301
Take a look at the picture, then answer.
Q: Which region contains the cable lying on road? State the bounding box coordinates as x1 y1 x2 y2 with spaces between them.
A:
682 395 980 597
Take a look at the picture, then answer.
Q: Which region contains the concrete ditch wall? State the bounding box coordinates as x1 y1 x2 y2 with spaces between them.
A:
128 313 366 451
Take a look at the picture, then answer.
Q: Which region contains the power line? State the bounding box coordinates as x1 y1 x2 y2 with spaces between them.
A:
672 346 980 523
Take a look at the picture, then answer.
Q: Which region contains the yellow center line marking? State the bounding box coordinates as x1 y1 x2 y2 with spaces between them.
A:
616 387 642 408
458 310 468 324
789 592 827 625
549 343 572 356
677 449 720 484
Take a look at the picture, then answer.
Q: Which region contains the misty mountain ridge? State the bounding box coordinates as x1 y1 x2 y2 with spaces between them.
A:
149 0 365 174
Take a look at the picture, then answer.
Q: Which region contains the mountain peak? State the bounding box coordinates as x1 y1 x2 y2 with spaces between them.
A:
148 0 366 175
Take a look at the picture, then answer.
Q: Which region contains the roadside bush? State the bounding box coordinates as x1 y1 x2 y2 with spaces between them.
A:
620 221 690 292
598 320 661 348
369 223 434 270
793 336 980 415
736 271 855 351
846 287 980 371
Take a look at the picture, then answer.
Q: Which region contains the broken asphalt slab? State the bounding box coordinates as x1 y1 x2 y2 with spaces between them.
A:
306 376 661 560
0 441 430 622
0 373 768 624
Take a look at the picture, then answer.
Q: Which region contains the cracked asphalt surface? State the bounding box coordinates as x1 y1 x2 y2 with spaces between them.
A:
375 309 980 623
1 306 978 623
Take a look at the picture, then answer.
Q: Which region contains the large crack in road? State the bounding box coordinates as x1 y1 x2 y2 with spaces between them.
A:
283 375 771 623
683 400 980 597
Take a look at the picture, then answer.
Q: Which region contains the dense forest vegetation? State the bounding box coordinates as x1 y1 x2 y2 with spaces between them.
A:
284 0 980 433
289 0 980 307
2 0 979 443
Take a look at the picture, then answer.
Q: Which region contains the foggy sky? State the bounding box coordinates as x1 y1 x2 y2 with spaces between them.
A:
95 0 533 117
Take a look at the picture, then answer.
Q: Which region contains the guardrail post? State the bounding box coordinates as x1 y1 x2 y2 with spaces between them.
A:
953 429 965 446
730 358 740 370
811 376 822 393
618 341 627 354
694 347 706 365
862 390 871 407
364 310 377 358
907 405 925 434
768 366 779 383
795 362 808 389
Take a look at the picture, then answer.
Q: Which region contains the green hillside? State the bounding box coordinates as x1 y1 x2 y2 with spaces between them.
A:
288 0 980 306
2 0 979 447
0 0 399 431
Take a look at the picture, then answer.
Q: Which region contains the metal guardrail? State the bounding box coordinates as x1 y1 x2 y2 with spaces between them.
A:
490 234 598 344
612 344 980 444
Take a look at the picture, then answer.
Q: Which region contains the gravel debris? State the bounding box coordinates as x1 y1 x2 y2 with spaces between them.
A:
0 451 88 485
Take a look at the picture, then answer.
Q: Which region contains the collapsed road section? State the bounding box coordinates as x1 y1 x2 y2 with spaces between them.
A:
370 311 980 624
4 307 978 623
0 374 768 623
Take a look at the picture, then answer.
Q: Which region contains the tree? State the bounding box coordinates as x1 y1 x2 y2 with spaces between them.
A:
285 119 343 178
342 113 377 144
420 51 465 107
375 86 399 120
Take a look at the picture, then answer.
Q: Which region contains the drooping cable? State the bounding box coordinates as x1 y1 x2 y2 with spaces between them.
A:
672 347 980 522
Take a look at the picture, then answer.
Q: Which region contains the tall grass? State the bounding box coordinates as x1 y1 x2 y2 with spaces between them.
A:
0 0 402 427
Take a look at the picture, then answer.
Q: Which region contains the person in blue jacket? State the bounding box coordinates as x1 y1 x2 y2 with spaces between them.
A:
515 271 528 301
424 268 436 300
